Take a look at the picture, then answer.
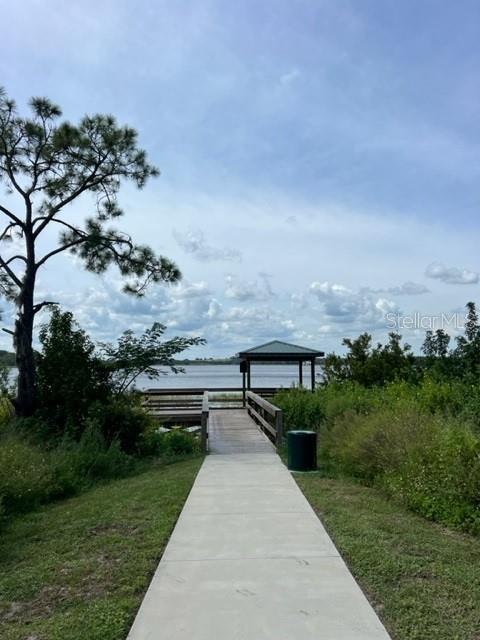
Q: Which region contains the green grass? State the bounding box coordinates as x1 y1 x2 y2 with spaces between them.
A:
295 473 480 640
0 457 203 640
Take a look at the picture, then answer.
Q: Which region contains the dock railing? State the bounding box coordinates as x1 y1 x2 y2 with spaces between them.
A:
201 391 209 452
142 387 279 411
142 389 210 452
246 390 283 447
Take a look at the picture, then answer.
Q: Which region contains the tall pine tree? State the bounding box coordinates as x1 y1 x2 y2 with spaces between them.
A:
0 89 180 416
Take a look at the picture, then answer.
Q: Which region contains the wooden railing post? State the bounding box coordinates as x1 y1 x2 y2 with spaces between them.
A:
246 390 283 449
201 391 209 453
275 409 283 447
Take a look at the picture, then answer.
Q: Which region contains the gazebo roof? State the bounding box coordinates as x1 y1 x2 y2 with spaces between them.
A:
238 340 324 359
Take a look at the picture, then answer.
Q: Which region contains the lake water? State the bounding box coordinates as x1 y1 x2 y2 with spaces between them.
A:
135 363 319 390
6 363 321 390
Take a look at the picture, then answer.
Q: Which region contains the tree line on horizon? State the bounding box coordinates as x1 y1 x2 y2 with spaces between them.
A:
323 301 480 387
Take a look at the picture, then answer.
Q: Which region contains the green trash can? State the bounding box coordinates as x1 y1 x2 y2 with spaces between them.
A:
287 430 317 471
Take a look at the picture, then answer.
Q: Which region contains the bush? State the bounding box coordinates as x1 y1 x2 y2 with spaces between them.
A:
0 425 135 517
324 406 435 479
0 394 14 426
50 427 135 496
36 308 110 439
140 428 201 457
274 386 327 431
0 437 56 514
160 429 200 456
274 383 378 433
276 381 480 533
86 396 154 454
325 404 480 532
382 423 480 533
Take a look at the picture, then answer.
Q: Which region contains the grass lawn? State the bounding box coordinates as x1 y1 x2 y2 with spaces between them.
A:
0 457 203 640
295 474 480 640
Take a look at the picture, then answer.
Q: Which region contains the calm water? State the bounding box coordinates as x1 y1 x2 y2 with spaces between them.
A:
135 363 320 390
7 363 321 390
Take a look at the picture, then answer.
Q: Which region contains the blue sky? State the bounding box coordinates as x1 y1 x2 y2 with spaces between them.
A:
1 1 480 356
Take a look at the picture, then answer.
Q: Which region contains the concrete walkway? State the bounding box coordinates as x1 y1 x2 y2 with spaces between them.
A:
127 410 391 639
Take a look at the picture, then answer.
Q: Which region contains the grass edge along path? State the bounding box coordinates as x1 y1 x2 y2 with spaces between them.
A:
0 456 203 640
295 474 480 640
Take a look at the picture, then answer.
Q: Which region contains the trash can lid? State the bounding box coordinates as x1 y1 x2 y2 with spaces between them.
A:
288 430 316 435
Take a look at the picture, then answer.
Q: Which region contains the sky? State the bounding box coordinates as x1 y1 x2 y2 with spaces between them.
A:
1 0 480 357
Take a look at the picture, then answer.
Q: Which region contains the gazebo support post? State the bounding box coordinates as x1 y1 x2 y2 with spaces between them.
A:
237 341 324 398
242 370 246 407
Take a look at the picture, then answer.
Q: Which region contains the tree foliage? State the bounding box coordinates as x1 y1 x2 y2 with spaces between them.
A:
453 301 480 378
99 322 206 394
36 308 110 437
325 302 480 387
0 88 180 415
34 308 205 447
324 332 418 386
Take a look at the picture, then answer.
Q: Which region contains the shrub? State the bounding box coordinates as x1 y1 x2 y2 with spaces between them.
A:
160 429 200 456
0 395 14 433
324 406 439 480
324 404 480 533
274 387 325 432
36 308 110 439
0 437 56 514
140 428 201 457
0 424 135 517
50 427 135 496
276 381 480 533
86 396 153 454
274 383 378 432
382 423 480 533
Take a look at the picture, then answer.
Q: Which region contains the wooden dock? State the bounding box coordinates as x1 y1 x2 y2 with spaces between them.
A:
142 388 284 452
208 409 275 454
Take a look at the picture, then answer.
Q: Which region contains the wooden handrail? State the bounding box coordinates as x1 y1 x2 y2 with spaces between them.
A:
144 387 279 395
246 390 283 447
201 391 209 453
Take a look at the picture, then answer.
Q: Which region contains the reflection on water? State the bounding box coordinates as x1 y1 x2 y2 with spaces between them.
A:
135 363 321 390
6 363 323 390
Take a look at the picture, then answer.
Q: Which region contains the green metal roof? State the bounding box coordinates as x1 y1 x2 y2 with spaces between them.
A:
238 340 322 357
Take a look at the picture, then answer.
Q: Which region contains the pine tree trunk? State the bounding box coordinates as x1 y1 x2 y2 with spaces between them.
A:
14 293 36 417
13 232 37 417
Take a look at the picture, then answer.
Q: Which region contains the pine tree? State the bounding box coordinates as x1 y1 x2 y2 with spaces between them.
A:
0 89 180 416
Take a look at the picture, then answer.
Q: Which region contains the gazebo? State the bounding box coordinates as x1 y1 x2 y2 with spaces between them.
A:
238 340 324 397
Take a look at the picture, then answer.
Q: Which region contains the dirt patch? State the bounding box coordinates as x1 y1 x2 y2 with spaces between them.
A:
1 574 110 624
88 523 141 536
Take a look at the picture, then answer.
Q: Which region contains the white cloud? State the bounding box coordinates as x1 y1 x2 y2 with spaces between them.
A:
425 262 479 285
279 68 301 86
173 228 241 262
365 281 430 296
387 281 430 296
170 280 211 299
224 274 274 301
309 281 400 328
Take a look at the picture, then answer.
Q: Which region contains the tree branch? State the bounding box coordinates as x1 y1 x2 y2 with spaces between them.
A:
33 300 58 315
33 158 110 238
0 130 27 197
0 255 22 288
32 215 81 234
0 221 18 242
0 204 23 228
35 237 85 270
5 254 27 265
